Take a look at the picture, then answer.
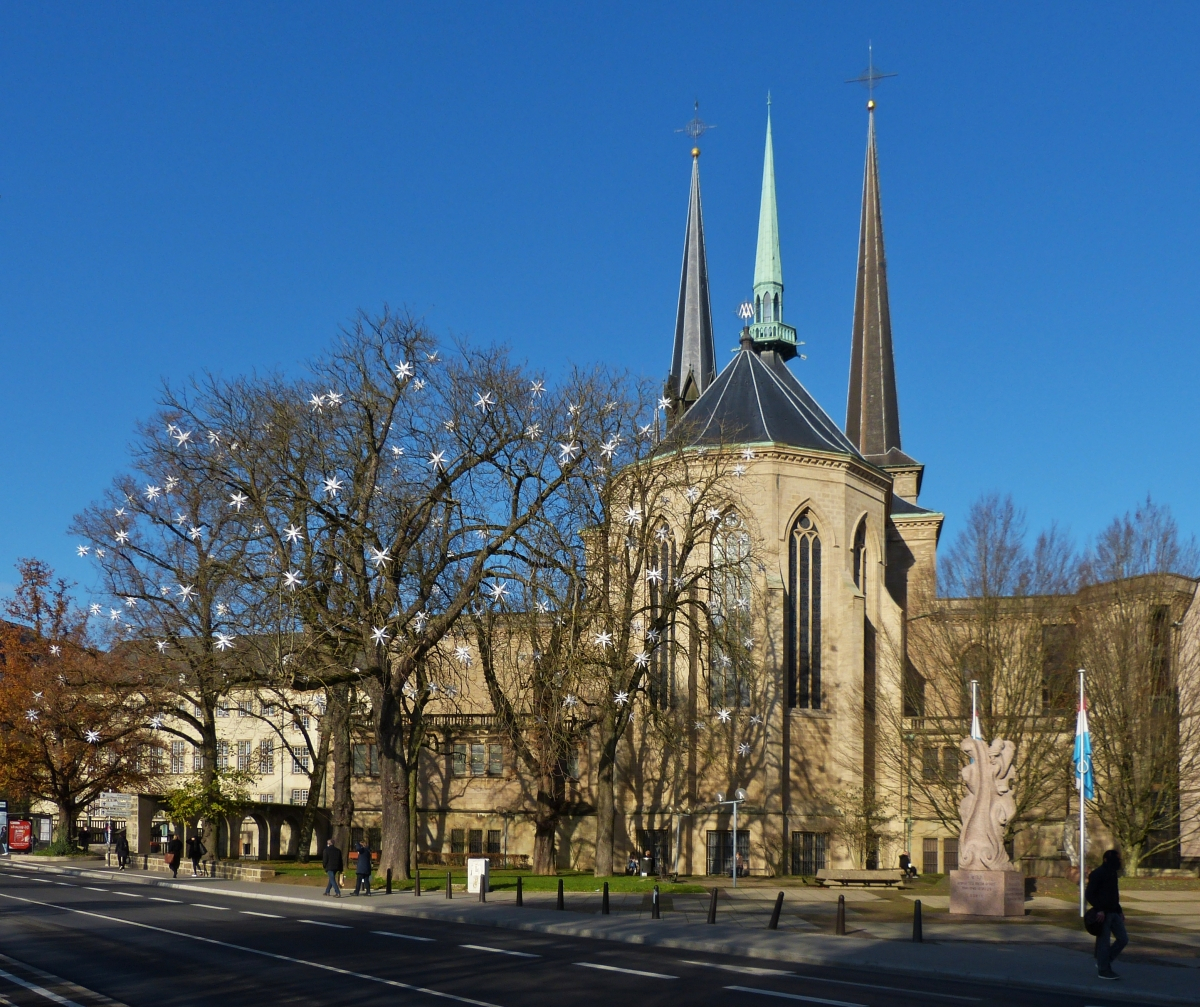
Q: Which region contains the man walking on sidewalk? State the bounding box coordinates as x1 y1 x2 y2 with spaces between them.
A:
322 838 343 897
352 839 373 896
1086 848 1128 980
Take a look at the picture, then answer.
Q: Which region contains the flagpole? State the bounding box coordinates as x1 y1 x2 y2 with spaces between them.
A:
1079 668 1086 918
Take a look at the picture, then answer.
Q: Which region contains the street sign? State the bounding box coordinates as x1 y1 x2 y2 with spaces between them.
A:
96 792 137 817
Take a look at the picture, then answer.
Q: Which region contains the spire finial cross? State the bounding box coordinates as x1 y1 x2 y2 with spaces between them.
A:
846 43 896 104
677 100 716 144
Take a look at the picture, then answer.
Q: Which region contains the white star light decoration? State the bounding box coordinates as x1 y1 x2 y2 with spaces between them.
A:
685 486 701 503
601 437 620 459
324 476 344 497
562 694 578 709
149 715 163 730
454 645 472 667
395 361 413 380
115 529 130 544
25 709 39 723
474 392 495 413
145 485 161 501
177 584 196 601
624 506 642 526
414 611 429 632
557 442 580 464
645 567 662 585
529 380 544 397
488 580 508 603
428 450 446 470
85 730 101 744
657 396 671 411
369 547 390 569
89 603 102 616
214 633 236 651
371 626 390 646
614 691 629 706
283 525 304 543
633 651 649 668
594 631 613 650
155 640 168 653
284 570 301 590
77 544 90 557
49 644 61 656
716 708 732 724
738 742 751 756
749 714 763 726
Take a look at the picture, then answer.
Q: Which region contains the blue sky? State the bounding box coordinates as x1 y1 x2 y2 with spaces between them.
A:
2 3 1198 593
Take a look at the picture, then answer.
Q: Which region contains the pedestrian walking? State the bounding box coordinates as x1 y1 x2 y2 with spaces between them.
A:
322 838 343 897
187 834 207 877
352 839 373 896
165 833 183 878
115 832 130 871
1086 849 1128 980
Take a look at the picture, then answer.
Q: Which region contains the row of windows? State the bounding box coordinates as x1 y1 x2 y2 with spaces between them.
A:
922 837 959 874
453 743 504 777
145 739 292 775
449 828 503 855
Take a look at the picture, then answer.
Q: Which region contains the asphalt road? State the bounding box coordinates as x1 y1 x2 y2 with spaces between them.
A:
0 866 1145 1007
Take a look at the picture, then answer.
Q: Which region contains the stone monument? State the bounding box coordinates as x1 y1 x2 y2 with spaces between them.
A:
948 736 1025 916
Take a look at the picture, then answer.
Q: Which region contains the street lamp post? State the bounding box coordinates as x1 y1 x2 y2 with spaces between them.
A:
714 789 748 888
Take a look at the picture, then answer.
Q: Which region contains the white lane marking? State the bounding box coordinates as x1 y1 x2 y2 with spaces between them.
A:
0 965 86 1007
113 892 142 898
372 931 435 941
241 911 283 918
148 897 181 903
460 945 540 958
0 892 505 1007
83 887 108 892
299 919 351 929
190 903 230 911
724 987 865 1007
53 883 76 887
680 963 981 1002
574 963 676 979
30 879 52 883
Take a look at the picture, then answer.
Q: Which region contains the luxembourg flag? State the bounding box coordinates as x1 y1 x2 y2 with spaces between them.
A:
1073 698 1095 800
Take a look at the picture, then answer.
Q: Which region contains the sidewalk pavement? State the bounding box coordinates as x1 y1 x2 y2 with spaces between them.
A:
5 858 1198 1005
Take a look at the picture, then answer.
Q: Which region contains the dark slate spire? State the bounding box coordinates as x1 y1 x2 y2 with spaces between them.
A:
667 149 715 415
846 101 911 467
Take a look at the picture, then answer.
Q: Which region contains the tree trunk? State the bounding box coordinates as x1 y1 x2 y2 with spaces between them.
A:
201 719 219 862
593 717 619 877
532 783 560 875
297 726 331 862
56 793 77 850
328 684 354 857
374 680 411 879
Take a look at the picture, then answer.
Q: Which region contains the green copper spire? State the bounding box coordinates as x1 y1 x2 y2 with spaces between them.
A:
748 97 797 359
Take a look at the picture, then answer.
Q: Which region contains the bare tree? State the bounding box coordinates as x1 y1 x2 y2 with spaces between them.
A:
1077 497 1200 873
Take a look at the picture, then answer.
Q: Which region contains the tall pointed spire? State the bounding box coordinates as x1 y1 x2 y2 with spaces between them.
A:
748 97 798 359
667 147 715 414
846 99 909 467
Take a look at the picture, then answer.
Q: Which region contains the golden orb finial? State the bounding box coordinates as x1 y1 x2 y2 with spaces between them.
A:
692 146 700 157
867 98 875 111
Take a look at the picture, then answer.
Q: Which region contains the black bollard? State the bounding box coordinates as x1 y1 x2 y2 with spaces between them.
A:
516 875 523 906
652 885 660 920
836 893 846 935
415 870 421 897
768 890 784 930
707 887 718 924
446 871 452 899
479 875 486 903
556 877 564 910
386 867 392 894
912 899 923 943
602 881 609 915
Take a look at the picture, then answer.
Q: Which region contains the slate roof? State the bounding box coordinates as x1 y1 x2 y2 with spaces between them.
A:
890 494 940 517
676 341 864 458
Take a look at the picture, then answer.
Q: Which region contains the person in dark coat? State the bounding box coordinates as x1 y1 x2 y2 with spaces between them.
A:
1086 848 1128 980
352 840 373 896
322 839 343 897
187 834 207 877
115 832 130 871
165 834 184 878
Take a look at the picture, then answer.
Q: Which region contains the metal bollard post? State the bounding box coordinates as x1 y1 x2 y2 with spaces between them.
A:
415 869 421 897
912 899 923 943
707 887 718 924
768 890 784 930
446 871 452 899
479 876 486 903
836 893 846 935
556 877 564 910
516 875 523 906
651 885 660 920
601 881 609 915
386 868 392 895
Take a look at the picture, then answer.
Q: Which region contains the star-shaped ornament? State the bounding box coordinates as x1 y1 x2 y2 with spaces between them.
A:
738 742 751 756
488 580 508 602
454 645 472 667
474 392 495 413
562 694 578 709
633 650 650 668
614 691 629 706
645 567 662 584
395 361 413 380
428 450 446 470
283 525 304 543
369 547 390 569
594 631 613 650
155 640 168 653
77 544 90 557
86 729 101 744
25 709 39 723
323 476 344 497
529 380 544 397
214 633 235 651
716 708 732 724
371 626 390 646
229 492 248 511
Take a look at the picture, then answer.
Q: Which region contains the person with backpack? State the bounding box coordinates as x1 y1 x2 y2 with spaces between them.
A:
1086 849 1128 980
115 832 130 871
322 838 343 897
187 834 207 877
352 839 373 896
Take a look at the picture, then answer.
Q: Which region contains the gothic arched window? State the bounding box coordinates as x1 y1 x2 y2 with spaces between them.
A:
852 519 868 595
648 527 676 710
710 515 751 708
788 511 822 709
773 292 781 322
755 295 762 324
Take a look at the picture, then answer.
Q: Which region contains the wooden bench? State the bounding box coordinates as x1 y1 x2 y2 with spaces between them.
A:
816 869 905 888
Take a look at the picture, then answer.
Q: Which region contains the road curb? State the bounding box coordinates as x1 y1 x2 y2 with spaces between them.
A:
4 860 1196 1006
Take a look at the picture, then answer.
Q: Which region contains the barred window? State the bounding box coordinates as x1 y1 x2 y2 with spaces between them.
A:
259 739 274 774
468 829 483 854
787 511 822 709
790 831 827 876
487 829 502 854
450 828 465 854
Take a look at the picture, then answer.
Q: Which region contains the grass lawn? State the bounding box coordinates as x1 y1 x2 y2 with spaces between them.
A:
257 862 705 893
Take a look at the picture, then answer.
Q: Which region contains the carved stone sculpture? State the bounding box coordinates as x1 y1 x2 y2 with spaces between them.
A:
957 736 1017 872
